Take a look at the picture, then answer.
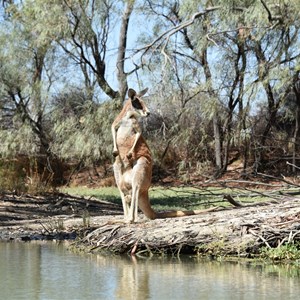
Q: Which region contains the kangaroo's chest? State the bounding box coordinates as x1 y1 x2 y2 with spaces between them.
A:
116 118 138 145
117 119 135 137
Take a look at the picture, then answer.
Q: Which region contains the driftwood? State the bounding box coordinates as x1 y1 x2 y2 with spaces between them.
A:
73 197 300 257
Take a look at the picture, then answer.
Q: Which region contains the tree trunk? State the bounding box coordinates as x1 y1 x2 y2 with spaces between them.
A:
213 113 222 172
291 76 300 173
199 19 223 174
116 1 135 102
292 106 299 173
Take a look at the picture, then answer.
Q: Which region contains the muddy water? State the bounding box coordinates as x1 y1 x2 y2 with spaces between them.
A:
0 242 299 300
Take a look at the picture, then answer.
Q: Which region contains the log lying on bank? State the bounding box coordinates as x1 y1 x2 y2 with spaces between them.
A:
73 197 300 257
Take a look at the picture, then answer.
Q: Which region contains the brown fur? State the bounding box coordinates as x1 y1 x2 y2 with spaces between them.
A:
112 88 217 222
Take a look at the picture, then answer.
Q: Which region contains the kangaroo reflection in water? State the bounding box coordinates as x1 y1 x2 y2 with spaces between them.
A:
115 255 150 300
2 243 299 299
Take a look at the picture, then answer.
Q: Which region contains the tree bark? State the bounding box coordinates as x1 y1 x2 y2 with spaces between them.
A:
200 38 223 173
116 1 135 102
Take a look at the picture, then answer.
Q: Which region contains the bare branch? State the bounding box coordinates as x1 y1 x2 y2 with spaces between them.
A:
60 0 118 100
260 0 273 22
260 0 282 23
137 6 220 59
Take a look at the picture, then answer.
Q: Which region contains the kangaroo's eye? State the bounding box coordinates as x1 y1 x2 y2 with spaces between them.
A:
132 99 143 109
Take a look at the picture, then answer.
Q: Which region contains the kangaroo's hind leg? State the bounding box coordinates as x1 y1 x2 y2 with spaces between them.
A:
113 157 131 220
128 157 153 222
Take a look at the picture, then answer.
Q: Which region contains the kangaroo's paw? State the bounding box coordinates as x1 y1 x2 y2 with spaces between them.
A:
126 151 133 159
113 149 119 157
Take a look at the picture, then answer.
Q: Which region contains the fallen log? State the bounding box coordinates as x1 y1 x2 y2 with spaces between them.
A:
72 197 300 257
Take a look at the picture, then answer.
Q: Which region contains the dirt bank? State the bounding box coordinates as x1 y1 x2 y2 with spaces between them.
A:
1 192 300 258
0 193 123 241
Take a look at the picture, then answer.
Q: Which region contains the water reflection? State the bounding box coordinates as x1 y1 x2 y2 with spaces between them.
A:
111 255 300 300
0 242 299 300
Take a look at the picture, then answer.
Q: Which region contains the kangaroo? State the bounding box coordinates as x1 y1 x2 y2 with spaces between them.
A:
112 88 217 223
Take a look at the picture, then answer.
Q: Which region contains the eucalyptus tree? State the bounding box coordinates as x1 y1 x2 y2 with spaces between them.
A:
276 73 300 174
0 3 53 156
1 0 299 187
0 0 146 185
45 0 144 165
139 0 300 176
41 0 142 103
0 1 70 186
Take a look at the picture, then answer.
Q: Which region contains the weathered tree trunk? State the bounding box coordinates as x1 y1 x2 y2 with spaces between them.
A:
292 106 299 173
116 1 135 102
213 113 222 172
292 77 300 173
199 21 223 174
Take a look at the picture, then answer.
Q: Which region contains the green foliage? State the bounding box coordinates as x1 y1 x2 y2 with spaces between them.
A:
51 100 115 163
0 161 26 193
0 124 39 158
261 243 300 261
196 239 227 257
0 0 300 183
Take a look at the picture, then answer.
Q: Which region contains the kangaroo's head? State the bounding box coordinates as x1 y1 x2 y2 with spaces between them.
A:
128 88 150 117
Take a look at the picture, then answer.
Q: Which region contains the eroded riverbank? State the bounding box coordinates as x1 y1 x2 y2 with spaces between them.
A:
1 193 300 258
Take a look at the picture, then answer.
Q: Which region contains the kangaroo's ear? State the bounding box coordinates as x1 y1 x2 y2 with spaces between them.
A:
128 88 136 99
138 88 148 97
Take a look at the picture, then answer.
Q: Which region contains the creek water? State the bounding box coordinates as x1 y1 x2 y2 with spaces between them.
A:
0 241 299 300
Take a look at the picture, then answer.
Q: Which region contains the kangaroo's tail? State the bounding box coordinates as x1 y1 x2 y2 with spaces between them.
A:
155 206 219 219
